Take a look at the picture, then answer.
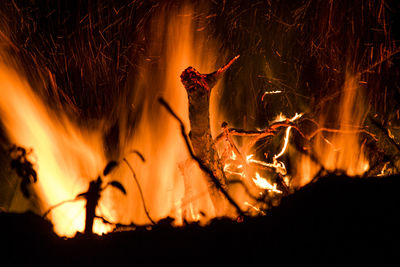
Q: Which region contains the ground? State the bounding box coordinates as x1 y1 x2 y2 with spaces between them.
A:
1 174 399 266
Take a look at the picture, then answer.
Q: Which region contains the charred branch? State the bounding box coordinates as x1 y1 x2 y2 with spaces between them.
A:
180 56 239 214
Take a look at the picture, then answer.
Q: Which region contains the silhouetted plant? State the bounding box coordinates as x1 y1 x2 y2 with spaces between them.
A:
42 160 127 235
77 161 126 235
9 145 37 198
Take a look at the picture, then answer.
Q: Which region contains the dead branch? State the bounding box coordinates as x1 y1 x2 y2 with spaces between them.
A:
42 197 82 219
215 122 302 142
123 158 155 225
215 121 305 157
306 127 377 141
216 117 377 159
180 56 239 214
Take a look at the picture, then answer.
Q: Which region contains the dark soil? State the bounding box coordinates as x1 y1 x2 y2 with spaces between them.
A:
1 174 399 266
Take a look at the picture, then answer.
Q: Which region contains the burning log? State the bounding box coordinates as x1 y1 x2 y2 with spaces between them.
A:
180 56 239 213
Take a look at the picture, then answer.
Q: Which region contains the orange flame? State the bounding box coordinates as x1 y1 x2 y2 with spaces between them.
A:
0 2 375 237
0 59 114 236
293 73 369 186
0 2 226 236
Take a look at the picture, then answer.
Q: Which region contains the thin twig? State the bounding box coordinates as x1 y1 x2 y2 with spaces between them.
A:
158 97 244 217
307 127 377 141
42 197 82 219
129 150 146 162
123 158 155 225
216 119 377 155
215 122 303 142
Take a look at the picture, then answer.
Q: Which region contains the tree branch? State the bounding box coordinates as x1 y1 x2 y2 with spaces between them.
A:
158 97 244 217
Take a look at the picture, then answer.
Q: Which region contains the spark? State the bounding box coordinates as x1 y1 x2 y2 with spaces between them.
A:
261 90 283 101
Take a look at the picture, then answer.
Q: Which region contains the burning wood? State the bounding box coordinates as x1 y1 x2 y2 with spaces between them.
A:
180 56 239 213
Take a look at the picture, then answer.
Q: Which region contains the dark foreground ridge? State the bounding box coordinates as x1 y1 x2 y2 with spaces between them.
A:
1 174 399 266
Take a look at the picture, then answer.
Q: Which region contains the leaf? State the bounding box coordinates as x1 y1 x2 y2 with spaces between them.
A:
130 150 146 162
109 181 126 195
76 192 88 199
103 161 118 176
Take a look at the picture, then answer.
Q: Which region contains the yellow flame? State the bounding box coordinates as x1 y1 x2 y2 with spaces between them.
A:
109 2 222 225
0 60 114 236
0 2 224 235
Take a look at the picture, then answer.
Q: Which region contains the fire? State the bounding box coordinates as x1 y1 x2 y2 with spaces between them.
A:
0 1 225 236
112 2 221 225
319 74 370 175
0 59 113 236
0 0 394 237
293 73 370 186
1 2 219 235
273 113 303 160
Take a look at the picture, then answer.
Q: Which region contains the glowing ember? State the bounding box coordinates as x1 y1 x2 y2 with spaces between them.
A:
273 113 303 160
252 173 282 194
